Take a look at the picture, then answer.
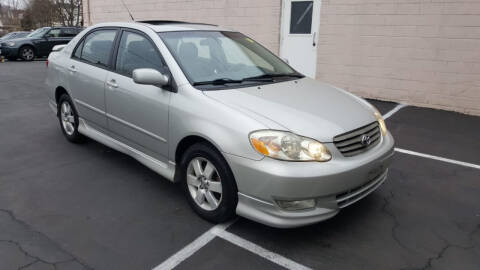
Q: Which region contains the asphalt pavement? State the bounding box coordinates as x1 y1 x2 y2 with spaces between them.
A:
0 61 479 270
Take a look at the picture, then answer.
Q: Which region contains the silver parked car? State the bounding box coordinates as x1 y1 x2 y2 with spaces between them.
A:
45 21 394 228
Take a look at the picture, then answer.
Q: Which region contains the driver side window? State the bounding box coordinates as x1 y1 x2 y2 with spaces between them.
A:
47 29 61 38
115 31 165 77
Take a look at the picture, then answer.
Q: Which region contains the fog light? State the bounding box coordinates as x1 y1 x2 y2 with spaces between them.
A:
276 199 316 211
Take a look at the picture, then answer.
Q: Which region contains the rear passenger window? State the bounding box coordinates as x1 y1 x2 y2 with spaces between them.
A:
77 30 117 67
115 31 164 77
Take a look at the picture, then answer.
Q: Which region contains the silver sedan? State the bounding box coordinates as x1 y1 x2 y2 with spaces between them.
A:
45 21 394 228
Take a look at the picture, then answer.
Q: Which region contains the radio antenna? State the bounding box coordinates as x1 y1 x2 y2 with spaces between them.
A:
119 0 135 21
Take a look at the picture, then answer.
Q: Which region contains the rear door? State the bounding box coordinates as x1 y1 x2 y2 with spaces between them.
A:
105 29 171 160
67 28 119 130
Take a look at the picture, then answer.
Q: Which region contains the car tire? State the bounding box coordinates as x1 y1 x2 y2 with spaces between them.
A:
180 143 238 223
58 94 85 143
19 46 35 61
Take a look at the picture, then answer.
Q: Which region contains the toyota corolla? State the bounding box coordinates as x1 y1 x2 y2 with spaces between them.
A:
45 21 394 228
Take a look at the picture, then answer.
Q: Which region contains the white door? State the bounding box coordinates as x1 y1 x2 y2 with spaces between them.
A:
280 0 321 78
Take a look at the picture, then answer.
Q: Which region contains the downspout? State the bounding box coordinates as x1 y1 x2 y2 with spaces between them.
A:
87 0 91 25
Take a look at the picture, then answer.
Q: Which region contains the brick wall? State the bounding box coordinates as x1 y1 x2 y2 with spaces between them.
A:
83 0 282 53
84 0 480 115
316 0 480 115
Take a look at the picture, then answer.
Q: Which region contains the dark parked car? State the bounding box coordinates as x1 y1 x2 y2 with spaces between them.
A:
0 27 82 61
0 31 30 41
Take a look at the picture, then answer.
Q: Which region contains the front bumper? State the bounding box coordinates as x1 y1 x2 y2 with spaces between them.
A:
0 47 18 58
225 131 395 228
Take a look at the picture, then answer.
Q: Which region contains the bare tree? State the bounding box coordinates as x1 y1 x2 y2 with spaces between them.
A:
54 0 82 26
0 0 25 29
20 0 83 29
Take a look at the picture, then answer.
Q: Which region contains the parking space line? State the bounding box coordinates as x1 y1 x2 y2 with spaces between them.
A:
381 102 479 169
152 220 236 270
213 228 313 270
383 103 408 119
395 148 480 170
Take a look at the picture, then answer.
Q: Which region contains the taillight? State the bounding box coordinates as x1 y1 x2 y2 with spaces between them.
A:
46 59 49 67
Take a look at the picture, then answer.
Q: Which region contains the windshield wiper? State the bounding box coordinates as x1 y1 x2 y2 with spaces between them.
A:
192 78 244 86
192 73 304 87
242 73 304 81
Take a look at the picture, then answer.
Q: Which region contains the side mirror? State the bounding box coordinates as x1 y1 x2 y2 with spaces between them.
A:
44 34 52 39
132 68 169 87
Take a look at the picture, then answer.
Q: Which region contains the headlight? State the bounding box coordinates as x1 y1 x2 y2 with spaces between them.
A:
6 41 15 47
374 110 387 136
249 130 331 162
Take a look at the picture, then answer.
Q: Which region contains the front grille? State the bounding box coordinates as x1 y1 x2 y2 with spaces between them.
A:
333 121 381 157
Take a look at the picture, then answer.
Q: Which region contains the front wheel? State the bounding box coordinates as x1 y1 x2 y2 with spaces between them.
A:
180 143 238 223
19 46 35 61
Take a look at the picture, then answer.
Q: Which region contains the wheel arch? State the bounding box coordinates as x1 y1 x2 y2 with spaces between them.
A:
55 86 70 116
18 44 36 56
173 135 225 182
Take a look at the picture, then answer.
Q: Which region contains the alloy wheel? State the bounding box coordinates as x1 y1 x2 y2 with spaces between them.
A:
186 157 223 211
60 101 75 135
22 48 34 60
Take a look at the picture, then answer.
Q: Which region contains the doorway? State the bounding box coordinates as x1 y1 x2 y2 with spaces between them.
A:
280 0 321 78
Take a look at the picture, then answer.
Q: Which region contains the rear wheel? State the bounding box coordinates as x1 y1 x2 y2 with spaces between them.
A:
19 46 35 61
180 143 238 223
58 94 85 143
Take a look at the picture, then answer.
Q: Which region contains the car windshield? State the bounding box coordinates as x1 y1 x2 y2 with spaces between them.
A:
27 27 50 38
158 31 301 88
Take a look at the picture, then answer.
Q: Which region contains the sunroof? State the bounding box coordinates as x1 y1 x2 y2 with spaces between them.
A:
137 20 217 26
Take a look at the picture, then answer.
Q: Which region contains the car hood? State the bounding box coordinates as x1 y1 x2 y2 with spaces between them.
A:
0 37 31 43
203 77 377 142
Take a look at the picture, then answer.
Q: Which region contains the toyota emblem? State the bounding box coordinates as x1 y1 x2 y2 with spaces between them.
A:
361 134 371 146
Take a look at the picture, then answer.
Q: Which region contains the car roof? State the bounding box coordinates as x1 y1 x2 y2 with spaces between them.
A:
90 21 230 32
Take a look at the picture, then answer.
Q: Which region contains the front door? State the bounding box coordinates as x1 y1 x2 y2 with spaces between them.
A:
105 30 171 160
280 0 321 78
37 28 62 56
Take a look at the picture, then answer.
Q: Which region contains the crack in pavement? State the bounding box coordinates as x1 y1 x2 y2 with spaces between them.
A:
381 191 412 252
0 208 93 270
420 224 480 270
381 191 480 270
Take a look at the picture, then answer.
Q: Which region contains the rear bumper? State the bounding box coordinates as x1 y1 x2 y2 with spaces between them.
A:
225 131 395 228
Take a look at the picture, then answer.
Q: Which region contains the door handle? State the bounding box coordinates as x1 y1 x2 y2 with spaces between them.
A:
68 65 76 73
107 79 118 88
312 32 316 47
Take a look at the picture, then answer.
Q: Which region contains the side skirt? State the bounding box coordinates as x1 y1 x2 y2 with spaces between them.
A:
77 118 176 182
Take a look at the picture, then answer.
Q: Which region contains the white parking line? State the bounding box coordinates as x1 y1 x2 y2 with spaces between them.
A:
153 216 312 270
382 102 480 170
152 220 236 270
213 228 313 270
383 103 408 119
395 148 480 170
